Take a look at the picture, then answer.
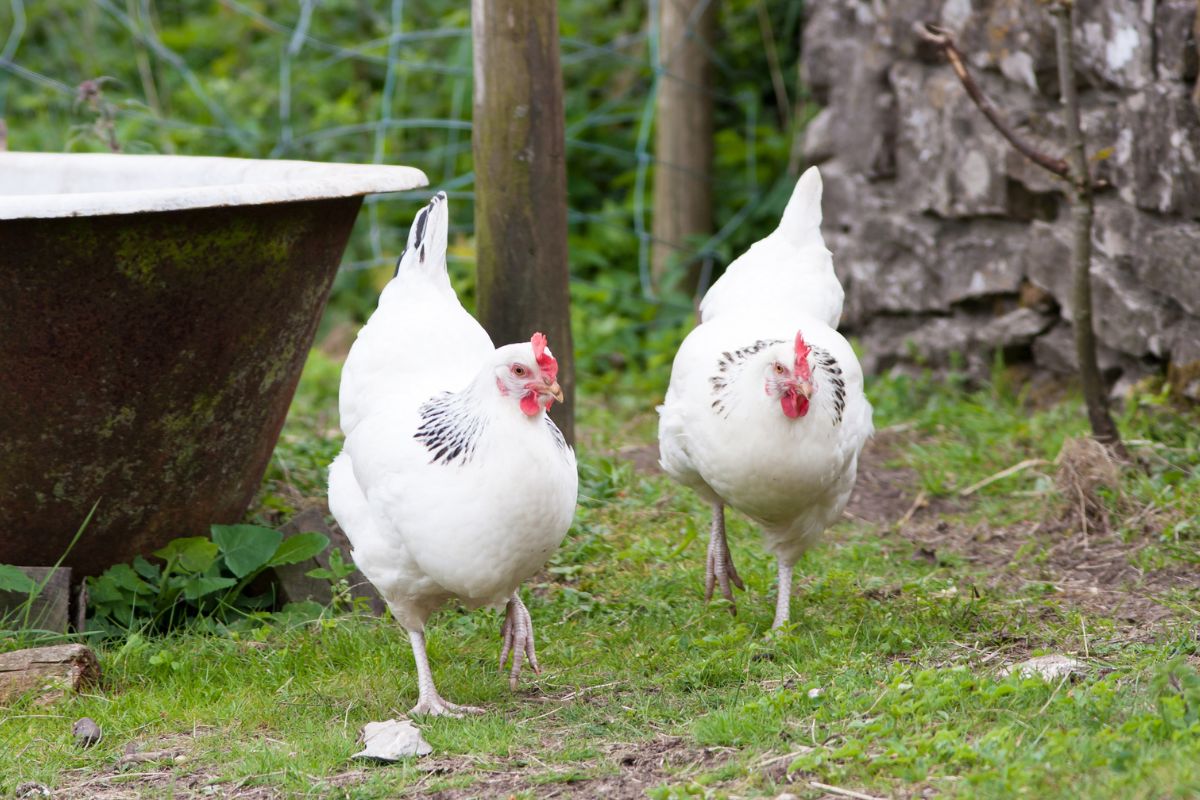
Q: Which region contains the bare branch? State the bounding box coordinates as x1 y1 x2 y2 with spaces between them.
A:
1050 2 1126 458
913 21 1072 180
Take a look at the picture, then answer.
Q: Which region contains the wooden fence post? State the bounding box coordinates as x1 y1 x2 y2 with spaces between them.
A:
652 0 716 293
472 0 574 443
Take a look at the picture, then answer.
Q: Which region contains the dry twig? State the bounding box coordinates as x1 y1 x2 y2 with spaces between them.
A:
913 22 1070 179
959 459 1050 497
894 489 928 530
809 781 886 800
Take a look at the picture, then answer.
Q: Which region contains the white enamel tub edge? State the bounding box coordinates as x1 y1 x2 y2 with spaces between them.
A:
0 152 430 220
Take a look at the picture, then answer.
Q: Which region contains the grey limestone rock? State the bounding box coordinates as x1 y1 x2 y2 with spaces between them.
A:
1155 0 1199 82
803 0 1198 393
1115 85 1200 218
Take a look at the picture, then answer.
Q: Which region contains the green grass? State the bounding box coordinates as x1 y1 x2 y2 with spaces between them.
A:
3 356 1199 799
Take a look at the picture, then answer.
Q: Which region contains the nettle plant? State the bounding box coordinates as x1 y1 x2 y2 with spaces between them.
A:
86 524 329 634
0 565 36 594
303 546 358 613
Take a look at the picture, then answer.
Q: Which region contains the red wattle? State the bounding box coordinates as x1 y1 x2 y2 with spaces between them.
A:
520 392 541 416
781 391 809 419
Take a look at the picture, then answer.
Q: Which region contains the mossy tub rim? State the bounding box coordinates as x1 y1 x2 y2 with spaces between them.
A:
0 151 428 219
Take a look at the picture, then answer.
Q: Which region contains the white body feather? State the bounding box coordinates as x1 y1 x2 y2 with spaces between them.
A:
698 167 844 327
329 194 578 632
338 196 493 436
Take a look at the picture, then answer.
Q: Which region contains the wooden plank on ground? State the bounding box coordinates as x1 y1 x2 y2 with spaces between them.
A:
0 643 100 704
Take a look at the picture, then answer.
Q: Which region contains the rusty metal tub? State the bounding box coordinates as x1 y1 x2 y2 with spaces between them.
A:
0 152 426 575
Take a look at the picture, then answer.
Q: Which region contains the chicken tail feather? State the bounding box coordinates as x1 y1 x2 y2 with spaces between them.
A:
777 166 824 250
394 191 450 284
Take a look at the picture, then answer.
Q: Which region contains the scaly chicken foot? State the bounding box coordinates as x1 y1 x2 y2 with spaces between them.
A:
499 592 540 691
771 558 794 630
704 501 744 613
407 629 484 717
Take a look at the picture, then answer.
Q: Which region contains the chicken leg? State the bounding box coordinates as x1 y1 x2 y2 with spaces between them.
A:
499 592 540 690
704 501 744 612
772 558 794 630
407 629 483 717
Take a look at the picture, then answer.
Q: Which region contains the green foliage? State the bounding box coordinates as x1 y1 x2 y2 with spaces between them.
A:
0 0 802 392
0 564 36 594
86 525 329 634
210 524 283 578
0 564 41 638
305 546 358 613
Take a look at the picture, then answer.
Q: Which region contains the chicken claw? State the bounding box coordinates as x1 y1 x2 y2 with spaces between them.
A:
704 501 744 612
407 629 484 717
499 592 540 690
771 558 794 630
410 695 485 718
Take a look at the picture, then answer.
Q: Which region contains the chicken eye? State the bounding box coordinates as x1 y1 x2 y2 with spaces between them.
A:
511 364 528 378
773 363 786 375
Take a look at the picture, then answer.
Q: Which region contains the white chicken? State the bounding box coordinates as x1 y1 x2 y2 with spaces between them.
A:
657 167 873 629
697 166 844 328
328 193 578 716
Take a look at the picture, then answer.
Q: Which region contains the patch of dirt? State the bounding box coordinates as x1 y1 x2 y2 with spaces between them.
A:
903 513 1198 632
45 731 733 799
44 731 279 800
414 736 732 799
843 427 962 525
858 432 1200 634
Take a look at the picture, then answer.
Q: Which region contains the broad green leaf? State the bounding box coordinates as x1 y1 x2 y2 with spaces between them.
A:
211 525 283 578
154 537 219 573
109 603 134 627
236 593 273 610
86 575 125 605
327 549 353 577
275 600 324 626
103 563 155 596
119 632 146 656
0 565 35 594
132 555 160 582
267 532 329 568
182 575 238 600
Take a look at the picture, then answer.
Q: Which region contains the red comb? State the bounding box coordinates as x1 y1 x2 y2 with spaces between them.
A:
531 332 558 380
794 331 812 382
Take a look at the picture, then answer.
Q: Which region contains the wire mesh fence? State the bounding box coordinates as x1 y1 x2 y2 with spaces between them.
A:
1 0 805 369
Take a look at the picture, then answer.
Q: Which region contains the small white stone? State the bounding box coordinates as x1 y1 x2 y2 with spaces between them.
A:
353 719 433 761
807 687 823 699
999 654 1086 681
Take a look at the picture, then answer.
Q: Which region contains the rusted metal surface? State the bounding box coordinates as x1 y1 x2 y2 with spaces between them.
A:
0 198 361 575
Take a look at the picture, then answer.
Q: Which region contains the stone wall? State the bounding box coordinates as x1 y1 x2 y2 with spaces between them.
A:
801 0 1200 399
